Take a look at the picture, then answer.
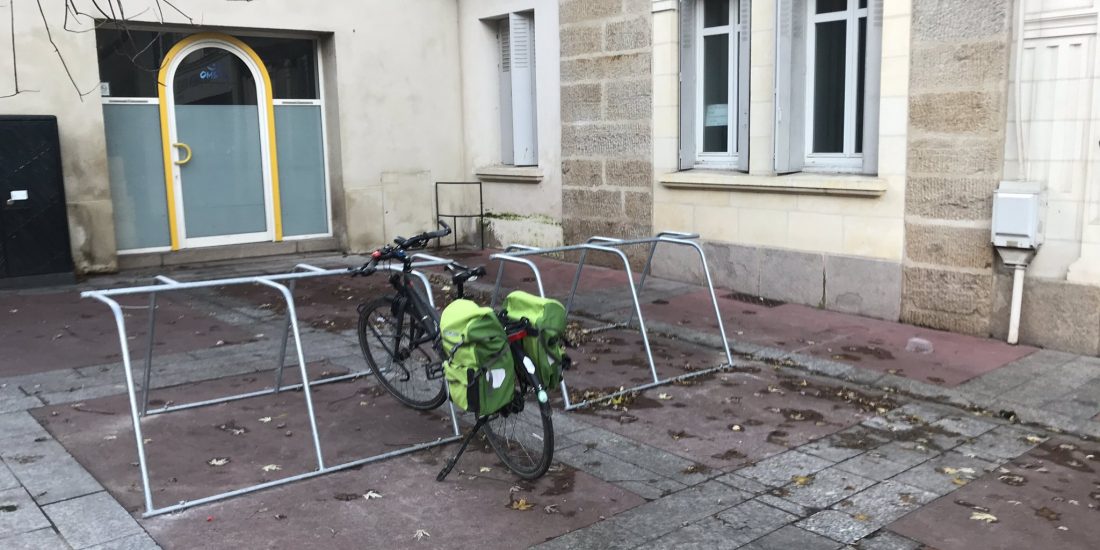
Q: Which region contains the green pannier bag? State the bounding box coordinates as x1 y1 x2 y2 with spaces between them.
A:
440 299 516 416
502 290 568 389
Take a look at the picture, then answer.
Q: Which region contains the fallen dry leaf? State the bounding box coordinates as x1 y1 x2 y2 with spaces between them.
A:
364 491 383 500
729 424 743 432
951 478 968 486
791 475 815 487
258 417 273 423
207 457 230 467
261 464 281 472
544 504 559 514
657 393 672 400
510 498 535 511
479 466 492 473
853 513 870 522
970 512 999 523
1025 435 1044 443
413 529 430 541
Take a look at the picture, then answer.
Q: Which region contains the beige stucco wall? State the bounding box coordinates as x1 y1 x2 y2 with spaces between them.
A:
0 0 466 272
651 0 911 263
457 0 564 248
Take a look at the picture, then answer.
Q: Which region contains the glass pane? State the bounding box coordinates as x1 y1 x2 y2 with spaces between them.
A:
239 36 319 99
817 0 847 13
703 0 730 27
174 48 258 105
702 34 730 153
96 29 186 98
856 17 867 154
275 106 329 236
813 21 846 154
860 0 868 7
103 105 171 249
174 50 266 238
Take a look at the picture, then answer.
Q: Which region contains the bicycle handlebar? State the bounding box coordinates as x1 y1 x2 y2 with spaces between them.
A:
352 220 453 276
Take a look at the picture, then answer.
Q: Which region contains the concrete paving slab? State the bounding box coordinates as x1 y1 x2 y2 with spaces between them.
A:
798 509 878 545
890 437 1100 550
85 532 161 550
855 529 921 550
889 451 998 496
534 480 751 550
0 411 47 440
738 451 834 488
0 461 16 491
0 527 69 550
0 487 50 540
778 467 877 510
0 435 102 505
835 480 936 530
645 516 747 550
44 491 144 549
798 426 893 463
834 442 935 481
554 444 686 500
713 499 799 544
743 524 843 550
954 425 1045 462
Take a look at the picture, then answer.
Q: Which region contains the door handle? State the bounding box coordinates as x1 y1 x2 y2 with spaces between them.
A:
172 142 192 165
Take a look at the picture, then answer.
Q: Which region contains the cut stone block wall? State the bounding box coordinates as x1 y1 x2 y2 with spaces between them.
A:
559 0 654 262
901 0 1013 336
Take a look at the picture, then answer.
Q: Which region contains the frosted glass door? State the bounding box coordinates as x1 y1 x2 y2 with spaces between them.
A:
173 47 268 240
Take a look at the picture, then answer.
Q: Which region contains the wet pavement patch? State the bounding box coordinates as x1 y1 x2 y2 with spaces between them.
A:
560 328 882 470
30 368 644 549
0 291 259 376
890 436 1100 549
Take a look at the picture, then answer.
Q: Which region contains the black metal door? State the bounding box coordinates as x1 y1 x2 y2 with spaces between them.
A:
0 116 74 281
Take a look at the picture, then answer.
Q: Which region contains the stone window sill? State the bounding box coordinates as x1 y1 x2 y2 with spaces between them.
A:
659 170 887 197
475 165 544 184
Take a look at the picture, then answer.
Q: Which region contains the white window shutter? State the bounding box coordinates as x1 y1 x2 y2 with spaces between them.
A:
861 0 883 175
509 12 538 166
774 0 806 173
678 0 697 170
736 0 751 171
498 19 515 165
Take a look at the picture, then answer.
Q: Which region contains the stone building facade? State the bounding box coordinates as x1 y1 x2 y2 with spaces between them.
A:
5 0 1100 354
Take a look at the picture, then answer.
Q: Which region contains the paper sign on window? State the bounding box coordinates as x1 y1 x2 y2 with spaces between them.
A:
705 104 728 127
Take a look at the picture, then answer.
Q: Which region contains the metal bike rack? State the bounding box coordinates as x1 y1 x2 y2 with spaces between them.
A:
488 232 735 410
81 257 464 518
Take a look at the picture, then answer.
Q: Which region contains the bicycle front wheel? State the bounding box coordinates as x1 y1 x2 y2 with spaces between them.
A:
357 296 446 410
485 365 554 479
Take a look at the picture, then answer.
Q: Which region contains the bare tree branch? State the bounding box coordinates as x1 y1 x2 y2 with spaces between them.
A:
36 0 98 100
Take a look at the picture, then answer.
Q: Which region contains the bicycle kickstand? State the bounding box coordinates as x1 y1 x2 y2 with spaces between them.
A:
437 416 488 482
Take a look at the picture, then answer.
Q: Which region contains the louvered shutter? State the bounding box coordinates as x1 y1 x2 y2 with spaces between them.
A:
498 19 515 165
508 12 538 166
861 0 883 175
678 0 697 170
774 0 805 173
736 0 751 171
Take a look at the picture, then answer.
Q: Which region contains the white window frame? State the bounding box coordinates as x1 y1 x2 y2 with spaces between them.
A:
774 0 881 175
803 1 867 171
694 0 739 168
680 0 750 171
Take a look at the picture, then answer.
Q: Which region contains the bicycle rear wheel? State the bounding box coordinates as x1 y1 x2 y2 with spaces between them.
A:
485 363 554 479
357 295 447 410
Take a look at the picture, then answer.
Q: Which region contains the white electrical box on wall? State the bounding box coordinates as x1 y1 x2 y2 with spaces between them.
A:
992 181 1043 250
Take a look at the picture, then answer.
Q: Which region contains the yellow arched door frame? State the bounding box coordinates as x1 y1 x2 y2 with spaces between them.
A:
157 32 283 250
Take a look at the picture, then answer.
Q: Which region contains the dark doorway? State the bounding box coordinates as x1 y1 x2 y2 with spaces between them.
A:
0 116 75 287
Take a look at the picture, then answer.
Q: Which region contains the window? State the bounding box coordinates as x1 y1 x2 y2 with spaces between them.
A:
497 12 538 166
776 0 882 174
680 0 750 171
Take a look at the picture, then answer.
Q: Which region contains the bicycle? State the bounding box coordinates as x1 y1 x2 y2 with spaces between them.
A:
352 221 554 480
